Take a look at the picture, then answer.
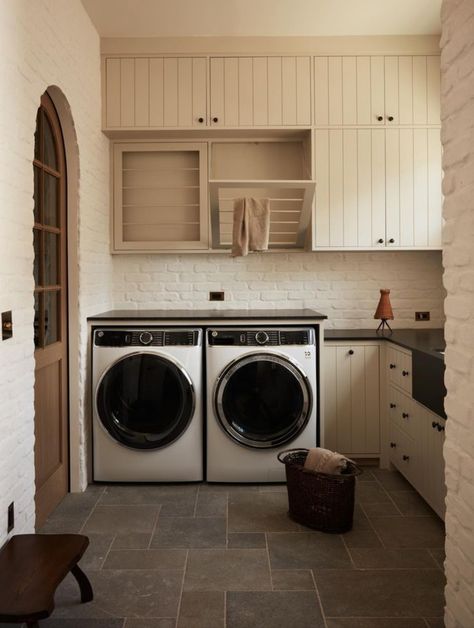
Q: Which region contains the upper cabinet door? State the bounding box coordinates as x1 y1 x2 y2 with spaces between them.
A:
210 56 311 127
314 55 440 127
104 57 207 129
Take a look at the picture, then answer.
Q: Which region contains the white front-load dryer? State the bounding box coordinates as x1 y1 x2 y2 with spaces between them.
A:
92 327 203 482
206 327 318 482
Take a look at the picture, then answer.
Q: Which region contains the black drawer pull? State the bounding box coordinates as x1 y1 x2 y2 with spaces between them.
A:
402 412 409 419
390 442 396 448
390 403 396 409
432 421 439 429
437 424 445 432
212 116 219 123
402 370 410 377
388 115 394 122
389 364 396 369
378 238 384 243
198 117 204 123
402 455 410 461
348 349 354 355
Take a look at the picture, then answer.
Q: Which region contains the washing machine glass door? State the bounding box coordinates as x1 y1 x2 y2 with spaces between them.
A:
96 353 195 450
215 353 312 449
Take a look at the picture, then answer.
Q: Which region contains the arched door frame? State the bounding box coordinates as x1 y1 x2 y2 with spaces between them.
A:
45 86 81 492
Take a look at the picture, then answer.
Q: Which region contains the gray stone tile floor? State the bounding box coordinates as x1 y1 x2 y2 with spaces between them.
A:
13 467 445 628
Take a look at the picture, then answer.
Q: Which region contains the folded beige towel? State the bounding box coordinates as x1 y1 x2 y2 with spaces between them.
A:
304 447 353 475
231 197 270 257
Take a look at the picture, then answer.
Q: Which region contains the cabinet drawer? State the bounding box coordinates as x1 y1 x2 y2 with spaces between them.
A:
388 387 418 439
387 345 412 394
388 422 418 486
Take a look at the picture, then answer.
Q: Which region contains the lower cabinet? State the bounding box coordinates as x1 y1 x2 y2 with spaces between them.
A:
324 342 380 457
388 387 446 519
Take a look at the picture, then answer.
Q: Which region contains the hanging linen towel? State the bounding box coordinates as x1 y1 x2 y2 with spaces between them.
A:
231 197 270 257
303 447 354 475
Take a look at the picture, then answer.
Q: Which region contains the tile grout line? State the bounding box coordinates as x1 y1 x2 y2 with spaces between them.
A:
340 533 356 569
192 487 199 517
310 569 329 628
78 486 106 534
224 590 227 628
99 532 117 570
265 531 274 590
174 549 189 628
371 473 405 516
358 501 387 549
225 491 229 548
148 504 162 549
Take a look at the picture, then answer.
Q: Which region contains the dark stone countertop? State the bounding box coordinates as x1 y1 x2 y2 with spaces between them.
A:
88 308 328 321
324 328 445 360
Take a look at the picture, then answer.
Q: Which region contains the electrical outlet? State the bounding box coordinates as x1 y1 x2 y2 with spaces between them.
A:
209 291 225 302
415 311 430 322
7 502 14 533
1 311 12 340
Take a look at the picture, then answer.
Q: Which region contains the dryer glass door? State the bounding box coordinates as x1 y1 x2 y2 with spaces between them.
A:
96 353 195 450
215 354 312 449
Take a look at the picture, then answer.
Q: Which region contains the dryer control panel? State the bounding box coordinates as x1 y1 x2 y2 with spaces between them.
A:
94 328 201 347
207 328 315 347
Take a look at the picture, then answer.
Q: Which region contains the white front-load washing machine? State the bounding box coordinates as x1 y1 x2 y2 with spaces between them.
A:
92 327 203 481
206 327 318 482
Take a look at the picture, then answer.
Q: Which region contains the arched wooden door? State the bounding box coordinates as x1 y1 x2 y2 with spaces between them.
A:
33 92 69 527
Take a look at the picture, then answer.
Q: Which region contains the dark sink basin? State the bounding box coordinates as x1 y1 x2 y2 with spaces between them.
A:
412 349 446 419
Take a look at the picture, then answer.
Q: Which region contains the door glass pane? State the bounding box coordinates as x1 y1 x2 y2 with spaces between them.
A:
43 113 58 170
44 290 59 345
221 360 305 442
34 110 41 161
34 292 42 348
33 166 41 223
33 229 42 286
96 354 194 449
44 232 59 286
43 173 59 227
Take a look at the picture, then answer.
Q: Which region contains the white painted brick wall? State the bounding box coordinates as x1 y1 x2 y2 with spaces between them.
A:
113 251 445 328
441 2 474 626
0 0 112 543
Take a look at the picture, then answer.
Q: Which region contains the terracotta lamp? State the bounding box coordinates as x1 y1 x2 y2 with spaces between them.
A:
374 289 394 333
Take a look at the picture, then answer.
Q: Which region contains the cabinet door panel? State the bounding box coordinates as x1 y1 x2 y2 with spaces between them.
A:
135 59 150 126
364 346 381 453
371 129 386 246
253 57 269 126
314 57 329 125
371 56 385 125
268 57 283 125
384 56 399 124
238 57 254 125
106 58 121 127
357 130 373 246
210 57 225 126
350 347 367 454
329 130 344 246
296 56 311 125
427 56 441 124
414 129 429 246
192 57 207 127
282 57 298 125
335 347 352 453
163 58 178 127
328 57 343 125
324 345 338 451
356 57 372 125
149 58 164 127
428 128 443 246
412 56 428 124
342 57 357 125
343 131 358 246
224 57 239 126
177 58 193 127
120 58 135 127
385 129 400 246
398 57 414 125
314 130 330 246
399 129 415 246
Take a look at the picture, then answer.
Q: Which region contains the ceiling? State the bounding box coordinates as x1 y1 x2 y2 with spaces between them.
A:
81 0 442 38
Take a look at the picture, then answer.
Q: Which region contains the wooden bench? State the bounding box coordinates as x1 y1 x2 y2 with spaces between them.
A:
0 534 93 627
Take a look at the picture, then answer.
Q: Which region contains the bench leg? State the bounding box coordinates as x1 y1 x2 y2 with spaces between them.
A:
71 564 94 603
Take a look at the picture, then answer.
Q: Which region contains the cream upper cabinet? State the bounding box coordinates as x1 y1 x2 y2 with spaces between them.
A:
313 127 442 248
210 56 311 127
314 55 440 127
104 57 208 129
324 342 380 457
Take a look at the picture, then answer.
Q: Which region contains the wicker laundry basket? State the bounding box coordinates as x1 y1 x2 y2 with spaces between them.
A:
277 448 362 533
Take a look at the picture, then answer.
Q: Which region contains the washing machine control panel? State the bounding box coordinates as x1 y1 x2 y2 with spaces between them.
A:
94 328 201 347
208 328 314 346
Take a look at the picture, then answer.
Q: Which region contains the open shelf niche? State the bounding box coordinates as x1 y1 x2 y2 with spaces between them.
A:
209 133 315 250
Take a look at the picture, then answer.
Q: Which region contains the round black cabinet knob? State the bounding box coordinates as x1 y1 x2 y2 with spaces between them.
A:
348 349 354 355
377 115 383 121
139 331 153 345
255 331 269 345
388 238 395 244
390 403 396 408
438 424 445 432
378 238 384 244
390 442 396 448
432 421 438 429
402 454 410 461
212 116 219 123
388 115 394 121
402 370 409 377
389 363 396 369
402 412 409 419
198 117 204 123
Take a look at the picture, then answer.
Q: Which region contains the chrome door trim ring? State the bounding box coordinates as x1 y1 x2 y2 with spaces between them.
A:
213 351 312 449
